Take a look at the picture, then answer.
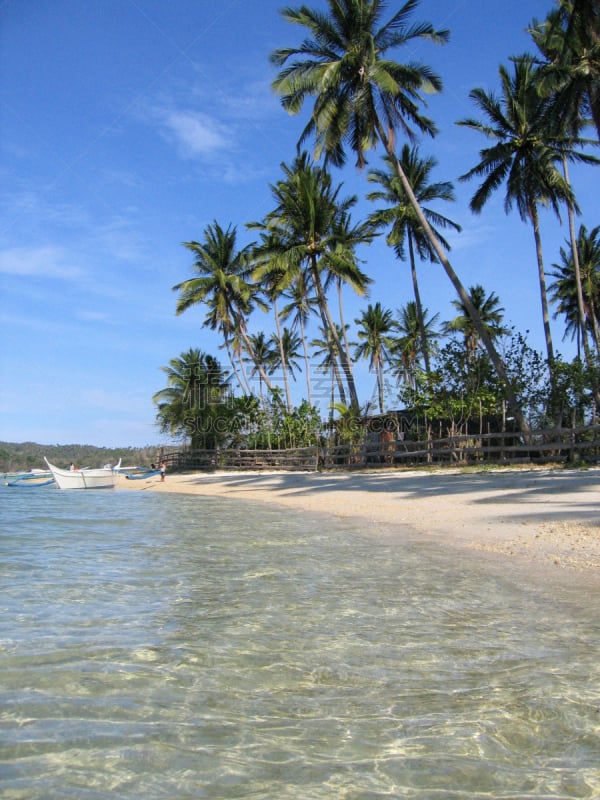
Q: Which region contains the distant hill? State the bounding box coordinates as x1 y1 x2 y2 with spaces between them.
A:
0 441 165 473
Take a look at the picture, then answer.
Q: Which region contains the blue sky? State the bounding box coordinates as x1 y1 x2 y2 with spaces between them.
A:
1 0 596 447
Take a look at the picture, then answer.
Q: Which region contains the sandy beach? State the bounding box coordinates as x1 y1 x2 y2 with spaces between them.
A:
116 465 600 579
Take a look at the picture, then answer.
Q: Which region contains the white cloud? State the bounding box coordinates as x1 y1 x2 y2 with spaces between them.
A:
93 218 146 263
1 190 91 230
161 109 229 158
0 244 82 279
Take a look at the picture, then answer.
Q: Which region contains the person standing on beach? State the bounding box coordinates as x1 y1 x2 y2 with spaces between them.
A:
160 462 166 482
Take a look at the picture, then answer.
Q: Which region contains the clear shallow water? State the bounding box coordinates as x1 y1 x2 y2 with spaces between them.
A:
0 487 599 799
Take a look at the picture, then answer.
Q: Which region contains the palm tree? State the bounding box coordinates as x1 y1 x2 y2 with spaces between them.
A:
393 300 439 389
250 240 296 411
367 145 460 372
329 400 364 448
246 331 278 404
174 222 248 390
270 327 303 391
458 55 591 389
444 285 510 355
153 349 229 449
532 0 600 142
249 152 371 410
549 225 600 354
354 302 397 413
311 323 349 409
271 0 530 433
221 323 252 396
173 221 275 395
529 9 600 389
281 274 319 406
324 207 374 388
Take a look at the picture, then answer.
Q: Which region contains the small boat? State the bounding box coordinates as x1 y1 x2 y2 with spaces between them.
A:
44 458 121 490
123 467 161 480
5 471 55 487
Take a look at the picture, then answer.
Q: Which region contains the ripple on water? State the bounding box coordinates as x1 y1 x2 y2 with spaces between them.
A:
1 487 599 799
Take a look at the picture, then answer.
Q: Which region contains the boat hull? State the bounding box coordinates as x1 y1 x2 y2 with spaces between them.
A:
44 458 116 490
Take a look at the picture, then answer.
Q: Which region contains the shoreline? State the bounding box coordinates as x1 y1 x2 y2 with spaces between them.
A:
116 465 600 581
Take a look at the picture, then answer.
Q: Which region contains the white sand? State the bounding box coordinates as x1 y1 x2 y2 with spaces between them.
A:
117 466 600 578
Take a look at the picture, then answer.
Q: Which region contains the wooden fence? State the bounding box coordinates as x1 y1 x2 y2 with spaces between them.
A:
321 425 600 469
161 424 600 472
163 446 320 473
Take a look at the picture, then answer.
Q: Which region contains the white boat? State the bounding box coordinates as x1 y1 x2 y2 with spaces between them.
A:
44 458 121 490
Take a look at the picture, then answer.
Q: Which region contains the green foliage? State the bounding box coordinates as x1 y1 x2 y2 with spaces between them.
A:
244 395 321 449
549 224 600 344
328 402 364 445
280 401 322 448
0 442 156 473
394 329 600 434
270 0 448 167
153 349 232 449
500 331 550 426
399 338 501 431
550 354 600 426
444 285 510 353
499 333 599 428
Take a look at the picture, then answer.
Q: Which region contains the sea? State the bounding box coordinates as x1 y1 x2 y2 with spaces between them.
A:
1 484 599 799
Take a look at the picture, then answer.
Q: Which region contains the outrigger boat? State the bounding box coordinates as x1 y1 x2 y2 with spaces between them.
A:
5 470 55 487
123 467 161 480
112 463 161 480
44 458 121 490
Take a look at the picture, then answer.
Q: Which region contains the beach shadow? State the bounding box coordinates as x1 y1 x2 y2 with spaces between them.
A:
179 467 600 530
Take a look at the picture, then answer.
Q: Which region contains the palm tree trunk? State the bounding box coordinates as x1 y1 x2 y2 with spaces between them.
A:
224 338 249 395
273 297 293 412
377 357 385 413
563 158 590 360
530 202 564 422
309 256 360 410
298 317 313 406
237 352 253 395
407 232 431 374
333 356 347 406
529 203 555 369
337 278 353 375
375 120 530 435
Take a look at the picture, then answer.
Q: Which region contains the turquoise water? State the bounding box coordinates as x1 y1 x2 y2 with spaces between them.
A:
1 486 599 799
